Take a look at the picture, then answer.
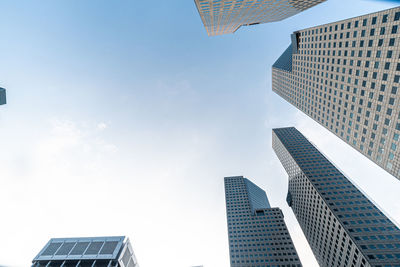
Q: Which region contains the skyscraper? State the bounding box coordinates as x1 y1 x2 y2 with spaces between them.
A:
272 127 400 266
194 0 326 36
32 236 139 267
272 7 400 180
224 176 302 267
0 87 6 105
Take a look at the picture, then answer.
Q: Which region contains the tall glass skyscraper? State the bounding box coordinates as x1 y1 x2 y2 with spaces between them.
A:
224 176 302 267
194 0 326 36
32 236 139 267
272 127 400 266
272 7 400 180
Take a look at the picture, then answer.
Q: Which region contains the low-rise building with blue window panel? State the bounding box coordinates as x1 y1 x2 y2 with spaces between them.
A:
32 236 139 267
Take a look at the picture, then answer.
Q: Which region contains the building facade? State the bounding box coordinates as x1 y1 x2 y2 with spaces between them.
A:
0 88 6 105
272 127 400 267
225 176 302 267
194 0 326 36
272 7 400 180
32 236 139 267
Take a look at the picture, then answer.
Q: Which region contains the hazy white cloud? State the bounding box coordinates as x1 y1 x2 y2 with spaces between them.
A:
97 122 107 131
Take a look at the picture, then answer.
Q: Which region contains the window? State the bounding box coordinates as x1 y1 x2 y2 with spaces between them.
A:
389 38 395 46
372 17 377 25
370 28 375 36
382 14 388 23
395 12 400 21
392 25 398 34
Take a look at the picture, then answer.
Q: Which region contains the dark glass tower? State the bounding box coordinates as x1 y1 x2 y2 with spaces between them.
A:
224 176 302 267
0 87 6 105
32 236 139 267
272 127 400 266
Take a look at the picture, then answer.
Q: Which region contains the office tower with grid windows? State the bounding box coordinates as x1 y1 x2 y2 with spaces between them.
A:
272 127 400 266
272 7 400 180
224 176 302 267
32 236 139 267
0 87 6 105
194 0 326 36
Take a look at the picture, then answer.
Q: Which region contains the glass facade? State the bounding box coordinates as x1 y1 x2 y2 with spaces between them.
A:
272 7 400 180
225 176 302 267
273 127 400 267
32 236 139 267
194 0 326 36
0 87 6 105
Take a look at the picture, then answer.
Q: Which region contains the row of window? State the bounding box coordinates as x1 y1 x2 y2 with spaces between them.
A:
302 11 400 37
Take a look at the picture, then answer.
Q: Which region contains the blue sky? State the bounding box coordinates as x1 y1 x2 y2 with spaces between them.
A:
1 0 400 266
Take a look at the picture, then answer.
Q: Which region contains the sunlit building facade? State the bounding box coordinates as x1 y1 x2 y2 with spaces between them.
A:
225 176 302 267
272 127 400 266
194 0 326 36
272 7 400 180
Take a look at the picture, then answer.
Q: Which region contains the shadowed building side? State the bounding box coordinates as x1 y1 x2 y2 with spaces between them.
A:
0 88 6 105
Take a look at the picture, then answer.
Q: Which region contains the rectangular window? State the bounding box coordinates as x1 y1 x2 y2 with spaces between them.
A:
370 28 375 36
389 38 395 46
392 25 398 34
372 17 377 25
382 14 388 23
395 12 400 21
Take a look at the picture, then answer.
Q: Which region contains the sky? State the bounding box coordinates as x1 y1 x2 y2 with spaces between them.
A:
0 0 400 266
